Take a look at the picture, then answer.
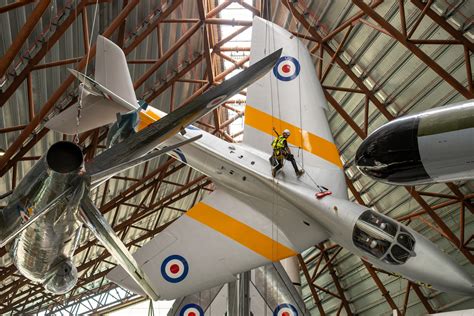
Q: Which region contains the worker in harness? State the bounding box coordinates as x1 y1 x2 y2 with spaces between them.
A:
270 129 305 177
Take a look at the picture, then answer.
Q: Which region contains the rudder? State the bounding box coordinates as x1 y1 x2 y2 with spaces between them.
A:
244 17 346 198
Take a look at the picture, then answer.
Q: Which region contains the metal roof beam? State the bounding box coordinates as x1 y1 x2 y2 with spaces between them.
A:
197 1 215 84
0 0 51 78
122 0 184 55
352 0 473 99
318 243 353 315
362 261 402 314
0 0 87 107
145 54 204 103
0 0 34 14
282 0 395 121
410 0 474 52
297 254 326 315
133 21 203 89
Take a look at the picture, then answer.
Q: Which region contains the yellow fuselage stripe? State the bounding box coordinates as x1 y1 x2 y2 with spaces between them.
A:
244 105 342 168
137 110 161 131
186 202 297 261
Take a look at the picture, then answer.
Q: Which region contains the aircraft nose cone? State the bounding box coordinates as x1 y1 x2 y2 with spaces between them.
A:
355 138 376 170
406 235 474 296
355 131 392 179
355 118 430 184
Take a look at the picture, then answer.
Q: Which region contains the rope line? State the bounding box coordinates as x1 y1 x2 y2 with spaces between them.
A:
75 0 100 144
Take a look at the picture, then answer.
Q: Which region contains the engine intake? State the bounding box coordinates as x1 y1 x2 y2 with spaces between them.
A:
46 141 83 173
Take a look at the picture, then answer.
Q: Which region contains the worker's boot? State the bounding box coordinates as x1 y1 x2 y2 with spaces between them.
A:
297 169 305 177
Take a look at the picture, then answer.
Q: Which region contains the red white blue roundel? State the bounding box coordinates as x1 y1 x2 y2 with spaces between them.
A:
161 255 189 283
179 303 204 316
206 94 227 109
273 56 301 81
274 303 298 316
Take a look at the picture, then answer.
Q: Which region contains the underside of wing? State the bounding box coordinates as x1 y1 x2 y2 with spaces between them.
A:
45 92 127 135
107 188 328 299
89 135 201 188
85 48 282 178
80 196 159 300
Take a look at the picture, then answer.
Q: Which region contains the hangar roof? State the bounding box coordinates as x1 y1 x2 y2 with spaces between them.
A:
0 0 473 314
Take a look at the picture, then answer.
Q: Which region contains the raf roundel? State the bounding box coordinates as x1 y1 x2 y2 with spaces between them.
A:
273 56 301 81
161 255 189 283
274 303 298 316
179 303 204 316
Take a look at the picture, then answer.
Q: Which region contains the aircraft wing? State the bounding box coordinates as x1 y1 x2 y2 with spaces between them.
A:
45 92 130 135
90 135 201 188
84 48 282 180
79 196 160 300
107 188 328 299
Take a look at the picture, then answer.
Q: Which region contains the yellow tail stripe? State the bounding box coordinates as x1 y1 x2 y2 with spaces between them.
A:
186 202 297 261
245 105 342 168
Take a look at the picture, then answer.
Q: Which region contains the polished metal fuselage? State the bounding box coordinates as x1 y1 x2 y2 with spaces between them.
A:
1 157 84 285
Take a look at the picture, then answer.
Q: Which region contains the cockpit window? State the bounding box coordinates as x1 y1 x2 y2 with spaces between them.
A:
383 253 398 264
353 210 416 264
359 209 397 236
391 245 410 262
397 233 415 250
352 228 391 258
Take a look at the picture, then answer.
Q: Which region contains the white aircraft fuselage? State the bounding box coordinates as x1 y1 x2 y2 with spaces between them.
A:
159 119 474 296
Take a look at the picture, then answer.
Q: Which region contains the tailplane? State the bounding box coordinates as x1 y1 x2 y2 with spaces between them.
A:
46 36 138 134
244 17 346 198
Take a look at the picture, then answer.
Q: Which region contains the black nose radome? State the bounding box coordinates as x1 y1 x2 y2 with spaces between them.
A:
355 117 430 185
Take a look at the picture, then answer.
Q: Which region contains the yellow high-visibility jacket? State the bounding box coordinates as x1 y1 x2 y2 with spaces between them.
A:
271 135 288 158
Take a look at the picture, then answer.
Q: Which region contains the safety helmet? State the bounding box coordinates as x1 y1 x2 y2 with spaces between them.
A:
282 129 290 137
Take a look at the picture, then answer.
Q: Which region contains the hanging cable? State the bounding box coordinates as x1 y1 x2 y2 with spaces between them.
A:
74 0 100 144
296 18 305 173
147 299 155 316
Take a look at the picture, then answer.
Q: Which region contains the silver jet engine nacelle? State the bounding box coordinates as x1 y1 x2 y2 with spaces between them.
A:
1 141 85 294
356 100 474 185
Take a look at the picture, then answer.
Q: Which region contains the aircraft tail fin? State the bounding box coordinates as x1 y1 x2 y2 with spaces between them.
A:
244 17 346 198
46 36 138 135
94 35 137 107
